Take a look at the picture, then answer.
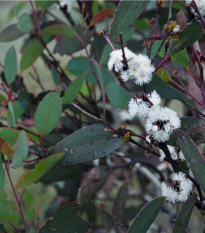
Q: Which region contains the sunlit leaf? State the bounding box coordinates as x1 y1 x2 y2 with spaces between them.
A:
171 49 189 69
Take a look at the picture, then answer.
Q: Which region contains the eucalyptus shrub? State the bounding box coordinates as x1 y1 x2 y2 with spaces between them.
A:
0 0 205 232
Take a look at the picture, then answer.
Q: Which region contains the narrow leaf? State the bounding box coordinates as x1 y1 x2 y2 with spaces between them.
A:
35 0 55 10
24 152 65 185
41 25 75 37
51 124 124 166
127 197 165 233
90 9 115 26
4 47 17 84
12 130 28 168
34 91 62 137
0 153 5 189
109 1 149 41
173 194 196 233
63 76 84 104
8 101 16 128
177 131 205 193
0 24 25 42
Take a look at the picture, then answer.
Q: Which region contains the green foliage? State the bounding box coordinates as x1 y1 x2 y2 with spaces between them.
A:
41 25 75 38
0 128 19 146
52 124 124 166
17 13 34 33
4 47 17 84
0 24 24 42
171 49 189 69
24 152 65 185
0 190 15 221
0 153 5 188
34 91 62 137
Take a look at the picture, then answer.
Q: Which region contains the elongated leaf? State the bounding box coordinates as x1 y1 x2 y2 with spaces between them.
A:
112 180 128 221
24 152 65 185
35 0 55 10
40 201 89 233
63 76 84 104
17 13 34 33
51 124 124 166
148 75 194 109
109 1 149 41
177 131 205 193
169 21 203 55
0 24 25 42
20 33 51 71
8 101 15 128
4 47 17 84
173 194 196 233
34 91 62 137
106 82 131 109
171 49 189 69
12 131 28 168
0 128 19 146
127 197 164 233
42 25 75 37
0 153 5 189
90 9 115 26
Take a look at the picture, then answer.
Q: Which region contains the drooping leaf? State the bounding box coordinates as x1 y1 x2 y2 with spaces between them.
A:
0 190 14 221
173 194 196 233
8 101 16 128
112 180 128 221
148 75 194 109
41 25 75 38
20 33 51 71
171 49 189 69
12 130 28 168
0 24 25 42
35 0 55 10
0 153 5 189
127 197 164 233
0 128 19 146
90 9 115 26
40 201 89 233
51 124 125 166
63 76 84 104
24 152 65 185
17 13 34 33
106 82 131 109
169 21 203 55
109 1 149 41
177 131 205 193
34 91 62 137
4 47 17 84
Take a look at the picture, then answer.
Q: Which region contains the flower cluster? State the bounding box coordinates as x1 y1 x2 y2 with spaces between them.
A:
185 0 205 16
161 172 192 203
108 48 155 85
159 145 185 161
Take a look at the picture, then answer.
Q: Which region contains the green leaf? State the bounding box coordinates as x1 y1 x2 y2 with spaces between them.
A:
24 152 65 185
112 180 128 221
173 194 196 233
17 13 34 33
171 49 189 69
109 1 149 41
40 201 89 233
0 153 5 189
90 9 115 26
35 0 55 10
0 190 14 220
127 197 165 233
41 25 75 38
63 76 84 104
155 68 171 82
0 128 19 146
8 101 16 128
67 57 91 75
51 65 60 85
4 47 17 84
12 131 28 168
106 82 131 109
34 91 62 137
8 100 26 123
51 124 125 166
177 131 205 193
0 24 25 42
144 40 165 59
20 33 51 71
169 21 203 55
148 75 194 109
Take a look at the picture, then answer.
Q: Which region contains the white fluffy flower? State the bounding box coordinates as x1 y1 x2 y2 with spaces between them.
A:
58 0 72 11
161 172 192 203
146 106 181 142
185 0 205 16
128 91 161 118
159 145 185 161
